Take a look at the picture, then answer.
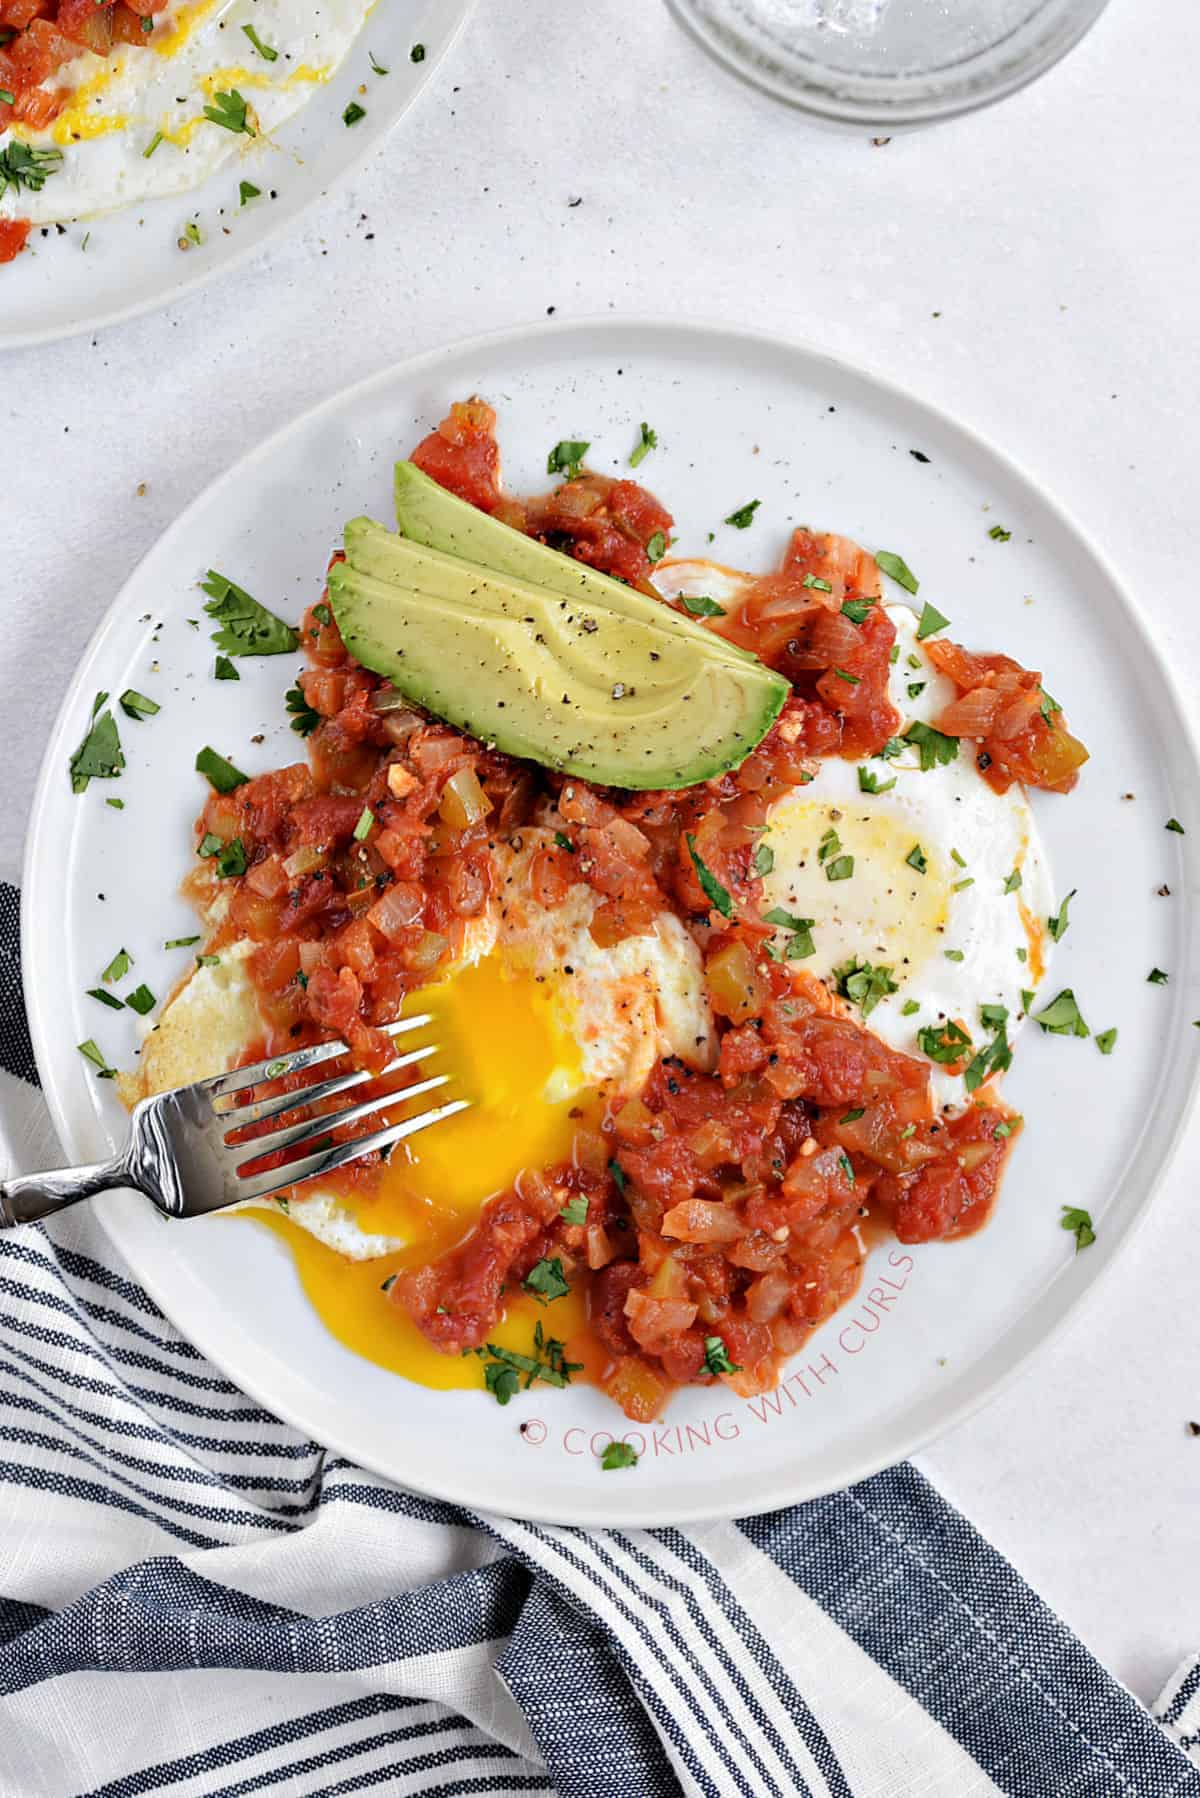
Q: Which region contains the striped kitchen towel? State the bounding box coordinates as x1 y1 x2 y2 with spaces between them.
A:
0 876 1196 1798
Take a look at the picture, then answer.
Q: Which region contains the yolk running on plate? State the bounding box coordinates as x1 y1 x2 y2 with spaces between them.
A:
243 953 601 1390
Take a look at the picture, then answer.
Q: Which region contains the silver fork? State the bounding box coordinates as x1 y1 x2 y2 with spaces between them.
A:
0 1013 469 1229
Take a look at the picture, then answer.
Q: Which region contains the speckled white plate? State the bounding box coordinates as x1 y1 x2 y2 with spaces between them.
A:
22 318 1200 1525
0 0 471 349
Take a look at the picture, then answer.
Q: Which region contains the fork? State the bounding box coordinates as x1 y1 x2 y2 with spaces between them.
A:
0 1013 469 1229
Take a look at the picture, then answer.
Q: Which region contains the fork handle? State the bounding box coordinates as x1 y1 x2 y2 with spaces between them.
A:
0 1157 132 1229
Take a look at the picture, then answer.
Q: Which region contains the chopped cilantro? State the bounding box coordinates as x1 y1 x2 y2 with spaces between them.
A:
944 949 965 961
951 848 966 867
629 422 657 468
77 1039 116 1079
876 551 919 595
200 835 247 878
839 1153 855 1186
876 736 906 762
952 878 974 892
1148 967 1168 985
703 1335 741 1376
905 843 927 874
803 573 833 593
608 1159 626 1193
818 827 841 863
1060 1205 1095 1252
86 988 124 1011
685 833 734 917
1003 868 1022 894
547 439 589 480
858 766 896 795
239 181 261 206
201 571 296 655
841 1108 865 1124
901 999 920 1017
963 1014 1011 1093
342 100 366 125
840 597 874 624
0 142 62 197
988 524 1012 541
1035 989 1089 1037
915 600 950 640
764 907 816 960
1166 818 1185 835
369 50 388 74
907 680 926 699
143 132 164 159
825 855 854 882
1020 988 1035 1012
646 531 667 562
480 1322 582 1401
832 957 898 1018
917 1020 972 1064
241 22 277 58
522 1256 570 1303
106 798 124 811
124 984 156 1016
203 89 255 136
752 841 775 876
682 594 725 617
554 831 575 853
724 500 760 529
559 1196 589 1226
164 935 201 949
833 667 861 685
69 693 124 793
1095 1028 1118 1055
119 688 159 721
101 947 132 984
195 746 248 793
1047 889 1075 942
601 1441 638 1470
286 685 320 736
903 721 958 771
409 40 425 60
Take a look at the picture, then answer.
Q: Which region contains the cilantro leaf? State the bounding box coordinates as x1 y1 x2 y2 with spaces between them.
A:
1060 1204 1095 1251
69 694 124 793
703 1335 741 1376
876 551 919 595
547 439 590 480
858 765 896 794
201 571 297 655
724 499 760 529
241 22 277 58
601 1441 638 1470
1034 988 1090 1037
682 594 725 617
1047 888 1075 942
629 422 657 468
764 906 816 960
685 833 734 918
119 689 159 721
903 721 959 771
203 88 255 136
832 957 898 1019
915 600 950 640
841 598 875 625
559 1196 588 1226
286 685 320 736
522 1256 570 1303
195 746 248 793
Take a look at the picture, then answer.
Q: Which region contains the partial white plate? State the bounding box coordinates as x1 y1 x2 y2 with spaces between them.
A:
0 0 471 349
23 318 1200 1525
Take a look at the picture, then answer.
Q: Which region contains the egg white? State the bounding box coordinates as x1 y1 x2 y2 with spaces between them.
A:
0 0 372 226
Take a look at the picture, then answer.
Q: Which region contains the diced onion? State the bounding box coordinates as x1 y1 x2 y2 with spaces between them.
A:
439 767 491 829
367 881 424 941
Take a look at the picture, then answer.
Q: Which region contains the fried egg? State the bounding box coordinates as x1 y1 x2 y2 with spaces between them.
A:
0 0 371 227
123 832 713 1259
653 563 1055 1107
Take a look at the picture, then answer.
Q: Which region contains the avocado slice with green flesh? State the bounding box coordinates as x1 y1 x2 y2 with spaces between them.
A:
327 558 787 790
392 459 755 667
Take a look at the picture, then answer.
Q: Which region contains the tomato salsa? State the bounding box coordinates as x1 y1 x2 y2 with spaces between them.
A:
192 399 1086 1421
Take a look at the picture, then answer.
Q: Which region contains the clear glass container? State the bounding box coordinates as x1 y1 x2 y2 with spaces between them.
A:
665 0 1113 126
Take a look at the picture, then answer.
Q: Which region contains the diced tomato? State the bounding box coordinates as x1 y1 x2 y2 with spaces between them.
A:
0 220 31 265
410 398 502 514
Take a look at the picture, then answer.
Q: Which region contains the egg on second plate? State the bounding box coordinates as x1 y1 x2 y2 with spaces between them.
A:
0 0 374 228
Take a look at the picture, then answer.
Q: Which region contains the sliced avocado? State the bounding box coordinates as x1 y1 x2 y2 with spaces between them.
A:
327 558 787 791
392 459 755 667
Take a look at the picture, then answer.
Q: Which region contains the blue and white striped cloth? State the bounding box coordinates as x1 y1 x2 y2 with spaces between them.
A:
1 876 1197 1798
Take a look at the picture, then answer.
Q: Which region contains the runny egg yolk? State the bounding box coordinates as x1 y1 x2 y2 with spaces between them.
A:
762 795 950 985
243 953 600 1392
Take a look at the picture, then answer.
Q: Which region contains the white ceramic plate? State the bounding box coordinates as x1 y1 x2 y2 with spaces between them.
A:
0 0 470 349
23 318 1200 1525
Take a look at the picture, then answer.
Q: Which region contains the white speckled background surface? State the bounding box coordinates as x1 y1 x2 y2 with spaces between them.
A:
5 0 1199 1702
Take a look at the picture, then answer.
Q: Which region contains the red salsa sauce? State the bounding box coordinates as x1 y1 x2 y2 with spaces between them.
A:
193 399 1086 1421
